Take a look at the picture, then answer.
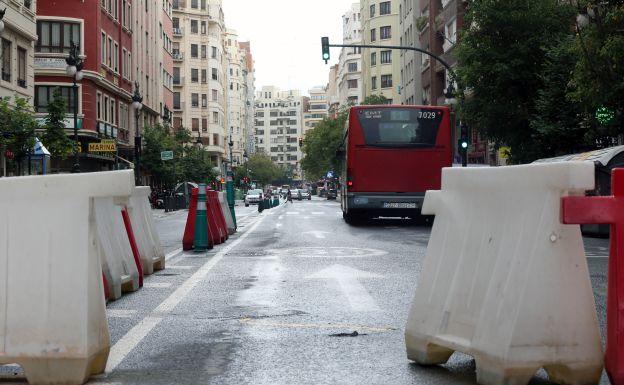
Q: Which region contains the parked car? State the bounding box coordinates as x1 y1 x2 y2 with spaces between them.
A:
300 189 311 200
327 188 337 200
244 189 263 207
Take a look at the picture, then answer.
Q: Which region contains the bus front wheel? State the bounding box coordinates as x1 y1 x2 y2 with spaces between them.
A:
343 211 366 225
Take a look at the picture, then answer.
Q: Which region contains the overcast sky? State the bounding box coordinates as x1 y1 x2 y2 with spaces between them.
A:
222 0 357 96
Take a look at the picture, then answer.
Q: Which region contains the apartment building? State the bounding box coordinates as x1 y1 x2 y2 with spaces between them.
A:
0 0 36 103
172 0 228 168
326 64 339 116
254 86 303 179
238 41 255 156
225 29 247 166
399 0 421 105
303 86 328 135
35 0 135 172
337 3 363 108
360 0 401 104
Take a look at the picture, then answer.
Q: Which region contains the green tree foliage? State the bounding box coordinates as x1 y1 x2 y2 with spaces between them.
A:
362 94 389 105
142 125 216 186
300 110 347 180
0 97 38 174
42 88 74 170
245 153 282 186
456 0 577 163
571 0 624 143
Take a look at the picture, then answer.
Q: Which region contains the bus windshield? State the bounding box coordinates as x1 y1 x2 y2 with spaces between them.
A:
357 108 443 147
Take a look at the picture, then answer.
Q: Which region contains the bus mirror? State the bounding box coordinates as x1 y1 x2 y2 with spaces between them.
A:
335 148 346 159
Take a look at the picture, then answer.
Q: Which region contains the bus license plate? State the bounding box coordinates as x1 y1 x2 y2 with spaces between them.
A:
383 202 417 209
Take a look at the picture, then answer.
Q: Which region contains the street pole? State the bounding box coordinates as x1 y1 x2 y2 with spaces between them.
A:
132 82 143 186
72 78 79 173
65 41 83 173
227 136 237 229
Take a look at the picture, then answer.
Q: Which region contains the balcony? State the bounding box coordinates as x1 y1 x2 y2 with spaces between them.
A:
172 52 184 61
172 0 186 10
173 76 185 86
173 102 185 111
173 27 184 36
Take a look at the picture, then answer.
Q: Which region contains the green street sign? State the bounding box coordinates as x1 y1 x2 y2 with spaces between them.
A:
596 106 615 125
161 151 174 161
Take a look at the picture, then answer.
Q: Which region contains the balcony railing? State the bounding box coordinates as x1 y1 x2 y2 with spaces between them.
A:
173 76 184 86
173 28 183 36
172 52 184 61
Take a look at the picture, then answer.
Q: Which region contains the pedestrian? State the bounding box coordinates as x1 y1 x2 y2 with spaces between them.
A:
287 189 293 203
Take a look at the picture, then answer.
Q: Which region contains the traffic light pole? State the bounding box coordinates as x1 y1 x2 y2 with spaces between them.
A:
322 38 470 167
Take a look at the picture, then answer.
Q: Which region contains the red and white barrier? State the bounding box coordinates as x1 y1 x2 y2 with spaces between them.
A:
0 170 134 384
405 162 603 385
218 191 236 234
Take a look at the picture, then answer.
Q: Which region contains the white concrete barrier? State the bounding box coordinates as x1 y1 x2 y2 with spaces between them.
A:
126 187 165 275
218 191 236 234
0 170 134 385
405 162 603 385
94 197 140 300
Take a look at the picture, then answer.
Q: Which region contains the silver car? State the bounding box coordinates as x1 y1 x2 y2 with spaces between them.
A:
244 189 263 207
300 189 311 200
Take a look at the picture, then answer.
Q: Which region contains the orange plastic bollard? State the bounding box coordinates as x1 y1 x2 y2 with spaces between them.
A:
561 168 624 385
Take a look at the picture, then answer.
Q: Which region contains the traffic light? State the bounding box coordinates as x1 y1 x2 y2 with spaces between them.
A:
321 37 330 64
458 123 470 167
298 138 303 147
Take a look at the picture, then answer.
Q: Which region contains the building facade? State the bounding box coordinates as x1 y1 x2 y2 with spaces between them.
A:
254 86 303 179
238 41 255 157
303 86 328 135
360 0 401 104
337 3 363 108
0 0 37 103
172 0 228 168
225 29 246 166
35 0 135 172
399 0 421 105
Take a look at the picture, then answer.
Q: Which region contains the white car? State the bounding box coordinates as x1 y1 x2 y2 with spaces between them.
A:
244 189 263 207
300 190 311 200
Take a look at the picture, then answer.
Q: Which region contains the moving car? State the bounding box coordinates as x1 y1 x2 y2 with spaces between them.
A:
244 189 263 207
292 189 303 200
326 188 337 200
300 189 311 200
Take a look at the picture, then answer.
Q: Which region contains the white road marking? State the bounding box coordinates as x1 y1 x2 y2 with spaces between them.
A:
167 265 194 270
144 282 172 288
278 216 283 220
165 248 183 261
286 212 299 215
275 223 283 228
307 265 382 312
303 216 310 219
302 230 329 239
107 309 138 318
105 215 266 374
311 212 324 215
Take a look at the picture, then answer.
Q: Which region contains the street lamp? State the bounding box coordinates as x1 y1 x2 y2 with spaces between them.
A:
132 82 143 185
65 41 84 173
226 134 236 228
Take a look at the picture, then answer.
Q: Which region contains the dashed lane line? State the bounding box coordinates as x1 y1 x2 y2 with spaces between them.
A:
104 214 266 374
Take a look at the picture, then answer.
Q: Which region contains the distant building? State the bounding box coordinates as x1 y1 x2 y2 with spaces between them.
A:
360 0 401 104
238 41 255 157
225 30 248 166
337 3 363 108
399 0 421 105
254 86 303 179
303 86 328 135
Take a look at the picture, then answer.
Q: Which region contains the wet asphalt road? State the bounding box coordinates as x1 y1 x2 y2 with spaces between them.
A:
0 197 612 384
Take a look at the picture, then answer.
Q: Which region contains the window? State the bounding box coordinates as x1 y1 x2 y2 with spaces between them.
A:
191 0 197 8
15 46 25 87
191 44 198 58
35 86 76 113
201 69 207 83
201 21 206 34
371 52 376 66
370 28 376 42
202 119 208 132
201 0 206 10
371 76 377 90
173 92 181 109
213 133 219 146
380 26 391 39
348 62 357 72
190 20 198 34
107 37 113 67
101 32 106 63
192 118 199 131
347 79 358 89
211 46 217 59
380 1 391 15
191 93 199 107
381 74 393 88
113 42 119 72
173 67 180 84
191 68 198 82
1 39 11 82
97 93 102 120
201 45 206 59
212 89 217 101
358 108 441 147
37 21 81 53
380 50 392 64
211 68 218 81
110 100 116 125
202 94 207 108
212 112 219 124
444 18 457 52
369 4 375 17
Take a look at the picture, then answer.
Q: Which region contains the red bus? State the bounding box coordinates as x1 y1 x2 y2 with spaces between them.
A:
339 105 453 223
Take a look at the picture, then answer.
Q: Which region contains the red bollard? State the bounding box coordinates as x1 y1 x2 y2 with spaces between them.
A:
561 168 624 385
103 273 110 301
209 191 228 242
207 191 225 244
121 207 143 287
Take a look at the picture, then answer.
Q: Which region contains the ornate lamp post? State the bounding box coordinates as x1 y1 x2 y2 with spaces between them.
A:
132 82 143 185
226 135 236 228
65 41 84 173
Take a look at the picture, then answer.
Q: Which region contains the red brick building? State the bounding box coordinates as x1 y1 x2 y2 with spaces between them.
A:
35 0 135 172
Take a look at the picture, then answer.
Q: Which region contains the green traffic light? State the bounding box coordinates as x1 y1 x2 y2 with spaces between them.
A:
461 141 468 149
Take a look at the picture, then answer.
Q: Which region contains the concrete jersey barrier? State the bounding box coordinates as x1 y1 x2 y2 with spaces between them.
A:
125 187 165 275
0 170 134 385
405 162 603 385
218 191 236 234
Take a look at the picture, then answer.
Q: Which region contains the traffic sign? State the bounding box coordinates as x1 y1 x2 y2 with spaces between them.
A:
161 151 174 161
326 171 334 178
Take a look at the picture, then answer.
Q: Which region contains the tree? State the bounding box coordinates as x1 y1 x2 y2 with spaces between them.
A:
42 88 74 171
300 110 348 180
362 94 389 105
246 153 281 186
0 97 38 175
571 1 624 145
456 0 577 163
